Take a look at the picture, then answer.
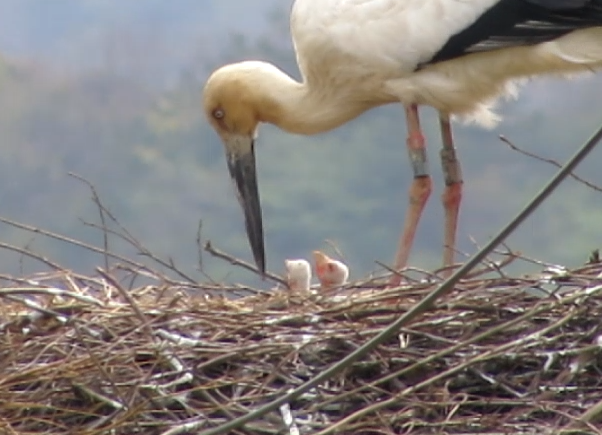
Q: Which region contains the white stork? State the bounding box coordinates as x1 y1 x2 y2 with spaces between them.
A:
202 0 602 287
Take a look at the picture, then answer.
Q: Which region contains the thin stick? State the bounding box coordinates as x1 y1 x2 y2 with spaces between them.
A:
0 215 150 272
204 241 286 285
69 173 111 271
0 241 64 271
499 135 602 193
96 267 154 339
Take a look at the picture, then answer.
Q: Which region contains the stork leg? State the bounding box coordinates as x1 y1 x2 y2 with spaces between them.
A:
439 113 463 277
389 104 432 287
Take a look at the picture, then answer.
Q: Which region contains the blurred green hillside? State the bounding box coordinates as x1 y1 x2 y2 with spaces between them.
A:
0 2 601 285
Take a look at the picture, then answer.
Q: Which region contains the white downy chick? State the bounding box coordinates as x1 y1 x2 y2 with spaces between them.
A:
284 259 312 291
313 250 349 290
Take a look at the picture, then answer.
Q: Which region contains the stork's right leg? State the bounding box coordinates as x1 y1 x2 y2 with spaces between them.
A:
389 104 432 287
439 114 463 277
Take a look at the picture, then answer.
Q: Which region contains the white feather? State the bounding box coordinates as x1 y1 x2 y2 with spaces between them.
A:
292 0 500 77
288 0 602 127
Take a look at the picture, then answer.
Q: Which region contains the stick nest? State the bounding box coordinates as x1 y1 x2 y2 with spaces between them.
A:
1 261 602 435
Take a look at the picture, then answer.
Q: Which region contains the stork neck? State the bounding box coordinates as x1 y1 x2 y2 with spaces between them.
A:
260 74 371 135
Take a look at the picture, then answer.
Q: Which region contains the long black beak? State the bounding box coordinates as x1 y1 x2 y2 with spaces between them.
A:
225 139 265 275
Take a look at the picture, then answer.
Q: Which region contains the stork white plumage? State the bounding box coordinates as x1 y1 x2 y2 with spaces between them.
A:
203 0 602 286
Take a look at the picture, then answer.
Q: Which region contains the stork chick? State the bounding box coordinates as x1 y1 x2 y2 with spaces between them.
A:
284 259 312 292
313 251 349 290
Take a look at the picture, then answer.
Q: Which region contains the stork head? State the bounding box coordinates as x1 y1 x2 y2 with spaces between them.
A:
203 62 281 275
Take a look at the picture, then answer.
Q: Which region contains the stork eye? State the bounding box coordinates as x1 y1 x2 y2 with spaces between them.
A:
213 108 225 120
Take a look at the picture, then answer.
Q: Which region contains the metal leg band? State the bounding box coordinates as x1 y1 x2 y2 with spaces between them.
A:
440 147 463 186
408 147 429 178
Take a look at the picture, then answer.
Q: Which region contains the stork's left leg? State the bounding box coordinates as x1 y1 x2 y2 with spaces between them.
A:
389 104 432 287
439 113 463 276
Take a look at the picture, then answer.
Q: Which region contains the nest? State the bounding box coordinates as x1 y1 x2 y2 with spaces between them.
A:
1 258 602 435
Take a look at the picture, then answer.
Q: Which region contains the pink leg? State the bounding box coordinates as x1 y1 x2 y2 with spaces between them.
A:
389 104 432 287
439 113 463 276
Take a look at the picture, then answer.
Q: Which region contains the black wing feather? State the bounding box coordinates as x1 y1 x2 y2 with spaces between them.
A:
525 0 589 10
427 0 602 65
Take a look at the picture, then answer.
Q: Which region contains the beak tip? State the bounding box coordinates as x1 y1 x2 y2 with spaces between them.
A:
254 251 266 278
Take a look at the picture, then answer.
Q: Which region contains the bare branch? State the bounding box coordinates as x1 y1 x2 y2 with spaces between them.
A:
499 135 602 193
69 172 111 271
204 240 286 286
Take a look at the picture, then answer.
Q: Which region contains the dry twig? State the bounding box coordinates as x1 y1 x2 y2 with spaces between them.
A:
499 135 602 193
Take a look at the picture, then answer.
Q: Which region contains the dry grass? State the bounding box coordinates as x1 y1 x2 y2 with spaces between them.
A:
1 258 601 435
